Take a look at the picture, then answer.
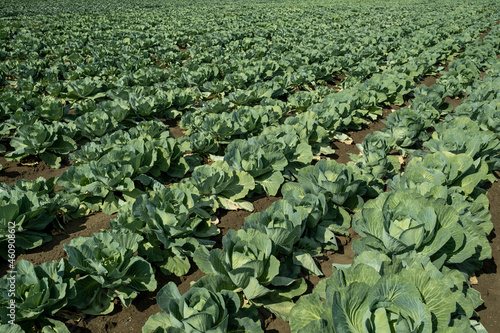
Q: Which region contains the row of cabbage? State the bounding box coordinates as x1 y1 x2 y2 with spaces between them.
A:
139 29 500 332
1 0 500 332
0 0 491 256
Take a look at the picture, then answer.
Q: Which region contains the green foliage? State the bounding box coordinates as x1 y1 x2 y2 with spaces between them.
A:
193 229 307 320
348 131 401 179
63 229 157 315
143 282 262 333
56 160 136 214
422 116 500 170
0 0 498 330
352 189 492 274
382 107 429 149
290 253 486 333
440 58 481 97
282 159 379 213
0 260 74 333
5 122 77 168
182 161 255 211
396 152 495 197
110 185 217 276
74 110 120 139
242 198 328 276
70 120 170 164
0 178 62 256
224 137 289 196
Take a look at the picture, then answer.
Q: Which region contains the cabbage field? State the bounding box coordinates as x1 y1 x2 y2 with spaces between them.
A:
1 0 499 331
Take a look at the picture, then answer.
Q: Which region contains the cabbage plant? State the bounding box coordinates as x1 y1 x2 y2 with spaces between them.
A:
5 122 77 168
194 229 281 300
0 178 60 256
57 160 136 214
63 230 157 315
142 282 262 333
193 229 306 320
282 159 378 214
242 197 333 276
181 161 255 211
110 185 218 276
422 116 500 171
352 190 492 274
224 138 288 196
396 152 495 197
0 260 74 333
290 252 486 333
74 109 119 138
349 131 401 179
382 107 429 149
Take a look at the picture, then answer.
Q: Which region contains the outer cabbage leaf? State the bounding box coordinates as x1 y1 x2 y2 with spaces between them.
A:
400 152 495 197
291 252 484 332
6 122 76 168
224 138 288 196
422 116 500 171
193 229 306 320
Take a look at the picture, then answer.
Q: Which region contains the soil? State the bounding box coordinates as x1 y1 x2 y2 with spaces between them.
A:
169 125 185 139
216 194 281 236
0 156 70 185
0 212 115 278
444 94 467 111
474 171 500 330
332 107 392 164
420 75 440 87
161 118 185 139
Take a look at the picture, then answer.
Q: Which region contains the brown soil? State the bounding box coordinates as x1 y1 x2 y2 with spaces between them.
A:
169 125 185 139
444 93 467 111
332 108 391 164
478 28 492 39
474 171 500 331
0 156 70 185
211 194 282 248
161 118 186 139
0 212 114 277
420 75 440 87
61 268 206 333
